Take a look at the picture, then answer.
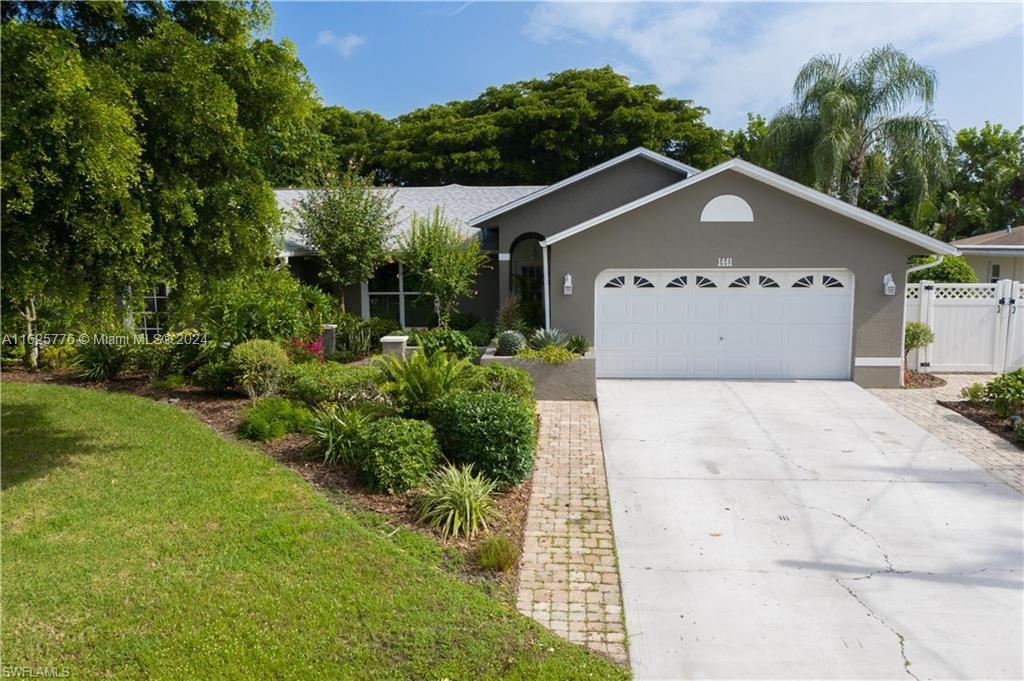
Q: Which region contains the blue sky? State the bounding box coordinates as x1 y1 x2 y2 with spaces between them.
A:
271 2 1024 132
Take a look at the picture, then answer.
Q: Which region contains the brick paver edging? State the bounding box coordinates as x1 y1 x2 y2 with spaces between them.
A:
515 401 628 664
871 374 1023 493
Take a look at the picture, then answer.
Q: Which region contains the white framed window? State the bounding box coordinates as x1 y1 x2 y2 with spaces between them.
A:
136 283 169 339
990 263 1001 283
362 263 435 328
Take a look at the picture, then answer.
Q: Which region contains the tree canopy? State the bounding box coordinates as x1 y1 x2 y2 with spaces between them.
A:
1 0 326 329
319 67 727 186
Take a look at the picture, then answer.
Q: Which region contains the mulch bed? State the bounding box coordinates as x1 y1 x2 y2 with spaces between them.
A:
904 370 947 389
938 398 1023 450
1 366 531 600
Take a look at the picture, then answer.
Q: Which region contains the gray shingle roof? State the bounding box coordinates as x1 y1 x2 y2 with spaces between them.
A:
952 226 1024 249
276 184 544 255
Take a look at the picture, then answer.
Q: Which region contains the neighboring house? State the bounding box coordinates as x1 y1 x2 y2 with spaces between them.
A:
952 226 1024 283
278 147 956 388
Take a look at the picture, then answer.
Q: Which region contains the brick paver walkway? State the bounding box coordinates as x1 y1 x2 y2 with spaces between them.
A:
516 401 627 664
871 374 1023 493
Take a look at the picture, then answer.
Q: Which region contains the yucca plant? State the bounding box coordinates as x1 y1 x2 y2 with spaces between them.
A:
307 403 382 466
74 341 131 381
375 350 481 418
415 464 498 540
529 327 569 349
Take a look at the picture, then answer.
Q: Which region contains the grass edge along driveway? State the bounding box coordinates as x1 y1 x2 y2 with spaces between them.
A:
1 382 627 680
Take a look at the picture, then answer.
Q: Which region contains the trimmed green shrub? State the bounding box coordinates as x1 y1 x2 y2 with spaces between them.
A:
359 418 441 494
237 397 312 442
237 398 308 441
516 345 575 365
529 327 569 349
960 382 987 403
566 334 590 355
414 464 498 539
193 361 235 394
464 320 496 347
986 369 1024 417
907 255 979 284
410 328 477 359
75 341 131 381
496 330 526 356
307 403 385 465
376 350 482 418
429 391 536 487
282 361 385 406
478 534 520 572
479 364 534 402
904 322 935 357
229 340 290 399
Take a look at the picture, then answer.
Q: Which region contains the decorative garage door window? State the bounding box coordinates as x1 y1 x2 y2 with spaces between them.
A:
594 268 854 380
598 271 851 291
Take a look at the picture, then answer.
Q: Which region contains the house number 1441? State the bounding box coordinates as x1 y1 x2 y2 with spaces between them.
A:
717 257 733 267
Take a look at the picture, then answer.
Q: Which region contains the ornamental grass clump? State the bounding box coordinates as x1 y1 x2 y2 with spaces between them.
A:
307 403 384 466
415 464 498 540
477 533 520 572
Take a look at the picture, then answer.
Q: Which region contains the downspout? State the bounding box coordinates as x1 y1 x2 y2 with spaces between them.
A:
541 243 551 331
905 255 944 278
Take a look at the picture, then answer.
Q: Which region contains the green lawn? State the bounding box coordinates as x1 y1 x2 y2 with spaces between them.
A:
1 382 627 680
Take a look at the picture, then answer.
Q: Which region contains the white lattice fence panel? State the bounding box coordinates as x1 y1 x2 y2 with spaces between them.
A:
905 281 1017 373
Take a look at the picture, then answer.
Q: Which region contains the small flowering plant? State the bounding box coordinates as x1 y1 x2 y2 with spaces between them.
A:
288 335 325 363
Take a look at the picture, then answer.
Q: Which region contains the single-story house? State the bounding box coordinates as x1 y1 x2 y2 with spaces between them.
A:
278 147 957 388
952 226 1024 283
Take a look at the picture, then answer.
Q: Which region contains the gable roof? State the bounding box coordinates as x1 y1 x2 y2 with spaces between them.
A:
541 157 958 256
952 226 1024 252
276 184 542 255
466 147 699 226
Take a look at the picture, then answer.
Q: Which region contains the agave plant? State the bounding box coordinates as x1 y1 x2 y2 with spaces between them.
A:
529 327 569 350
415 464 499 539
495 330 526 356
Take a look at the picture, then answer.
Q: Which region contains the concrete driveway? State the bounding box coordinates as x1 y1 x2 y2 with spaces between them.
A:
598 380 1023 680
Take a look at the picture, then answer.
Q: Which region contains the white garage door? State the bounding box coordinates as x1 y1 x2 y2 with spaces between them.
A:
595 269 853 379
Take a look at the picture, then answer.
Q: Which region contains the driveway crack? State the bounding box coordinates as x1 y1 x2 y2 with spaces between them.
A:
836 578 919 680
770 480 896 573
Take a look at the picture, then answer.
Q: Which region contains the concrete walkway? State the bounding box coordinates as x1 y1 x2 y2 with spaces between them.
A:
871 374 1023 493
598 379 1023 680
516 401 627 664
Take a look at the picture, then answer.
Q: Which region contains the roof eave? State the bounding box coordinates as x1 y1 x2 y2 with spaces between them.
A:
467 147 697 226
542 158 958 257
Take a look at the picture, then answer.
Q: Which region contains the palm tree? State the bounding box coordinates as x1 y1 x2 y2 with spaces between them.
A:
765 45 950 211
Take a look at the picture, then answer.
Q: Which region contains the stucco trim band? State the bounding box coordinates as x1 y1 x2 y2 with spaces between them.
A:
854 357 904 367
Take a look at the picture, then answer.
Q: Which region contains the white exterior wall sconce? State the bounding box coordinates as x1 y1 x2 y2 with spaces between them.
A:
563 273 573 295
883 273 896 296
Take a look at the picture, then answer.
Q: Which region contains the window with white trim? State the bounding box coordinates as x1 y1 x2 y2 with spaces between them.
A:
136 283 169 339
990 263 1001 283
366 263 435 328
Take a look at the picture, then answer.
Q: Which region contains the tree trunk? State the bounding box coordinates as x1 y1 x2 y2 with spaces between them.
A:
847 149 865 207
21 298 38 370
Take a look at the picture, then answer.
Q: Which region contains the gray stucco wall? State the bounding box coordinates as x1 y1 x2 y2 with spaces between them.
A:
547 169 920 388
475 156 687 302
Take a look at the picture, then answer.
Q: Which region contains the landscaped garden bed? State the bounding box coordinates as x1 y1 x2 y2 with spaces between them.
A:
938 369 1024 449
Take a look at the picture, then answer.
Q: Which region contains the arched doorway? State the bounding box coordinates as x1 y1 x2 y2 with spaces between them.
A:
510 234 545 329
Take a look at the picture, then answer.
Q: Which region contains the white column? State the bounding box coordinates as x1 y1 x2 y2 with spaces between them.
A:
541 244 551 330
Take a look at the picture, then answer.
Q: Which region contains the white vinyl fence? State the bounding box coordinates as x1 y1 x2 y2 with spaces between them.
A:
906 279 1024 373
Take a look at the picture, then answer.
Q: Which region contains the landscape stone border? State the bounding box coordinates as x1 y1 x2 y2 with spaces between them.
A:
480 348 595 401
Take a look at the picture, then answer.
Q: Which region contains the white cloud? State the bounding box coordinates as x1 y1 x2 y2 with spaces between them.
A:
525 2 1023 127
315 30 367 59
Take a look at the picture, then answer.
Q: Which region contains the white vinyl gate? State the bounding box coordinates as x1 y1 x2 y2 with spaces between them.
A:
906 279 1024 373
